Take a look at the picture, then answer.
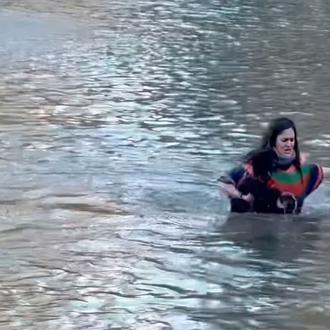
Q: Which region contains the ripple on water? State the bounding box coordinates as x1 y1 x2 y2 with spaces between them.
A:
1 1 330 329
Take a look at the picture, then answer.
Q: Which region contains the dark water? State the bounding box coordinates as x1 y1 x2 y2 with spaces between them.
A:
1 1 330 329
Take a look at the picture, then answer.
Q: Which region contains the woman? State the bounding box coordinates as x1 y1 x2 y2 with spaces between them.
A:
219 117 324 214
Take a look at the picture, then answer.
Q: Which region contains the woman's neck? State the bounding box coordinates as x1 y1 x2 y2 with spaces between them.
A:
273 148 296 168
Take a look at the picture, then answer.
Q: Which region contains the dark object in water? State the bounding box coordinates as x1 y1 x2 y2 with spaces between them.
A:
236 175 282 213
279 193 297 213
232 176 298 214
235 148 297 214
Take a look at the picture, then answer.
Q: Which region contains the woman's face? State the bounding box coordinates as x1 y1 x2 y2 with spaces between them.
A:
274 128 295 157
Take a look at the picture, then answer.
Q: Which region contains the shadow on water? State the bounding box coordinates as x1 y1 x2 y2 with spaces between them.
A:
219 213 321 262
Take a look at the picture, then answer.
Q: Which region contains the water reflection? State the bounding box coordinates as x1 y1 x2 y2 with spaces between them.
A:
1 0 330 329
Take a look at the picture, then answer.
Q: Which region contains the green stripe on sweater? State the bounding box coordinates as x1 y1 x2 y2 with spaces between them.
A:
271 164 312 184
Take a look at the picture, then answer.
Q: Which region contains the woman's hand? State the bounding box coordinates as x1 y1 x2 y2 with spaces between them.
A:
300 152 309 164
219 183 254 204
219 183 241 199
241 193 254 203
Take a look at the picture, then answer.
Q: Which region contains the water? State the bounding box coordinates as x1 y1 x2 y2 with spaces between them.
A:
1 1 330 329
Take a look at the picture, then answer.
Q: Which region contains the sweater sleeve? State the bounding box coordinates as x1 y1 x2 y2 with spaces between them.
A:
304 164 324 196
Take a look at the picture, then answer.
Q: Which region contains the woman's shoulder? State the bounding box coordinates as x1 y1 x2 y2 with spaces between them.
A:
301 162 323 173
299 153 323 171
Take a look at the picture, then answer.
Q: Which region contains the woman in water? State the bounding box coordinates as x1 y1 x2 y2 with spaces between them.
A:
219 117 324 214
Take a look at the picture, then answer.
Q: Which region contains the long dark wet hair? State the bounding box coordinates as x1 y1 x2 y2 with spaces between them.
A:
245 117 302 179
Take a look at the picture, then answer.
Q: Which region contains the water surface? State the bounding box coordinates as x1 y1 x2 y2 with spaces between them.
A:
1 1 330 329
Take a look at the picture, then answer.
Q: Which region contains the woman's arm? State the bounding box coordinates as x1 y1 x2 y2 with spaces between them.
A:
219 182 254 203
218 165 254 202
219 182 242 199
300 152 309 164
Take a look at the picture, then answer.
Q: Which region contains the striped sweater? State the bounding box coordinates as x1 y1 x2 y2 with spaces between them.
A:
268 163 323 199
224 162 323 212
